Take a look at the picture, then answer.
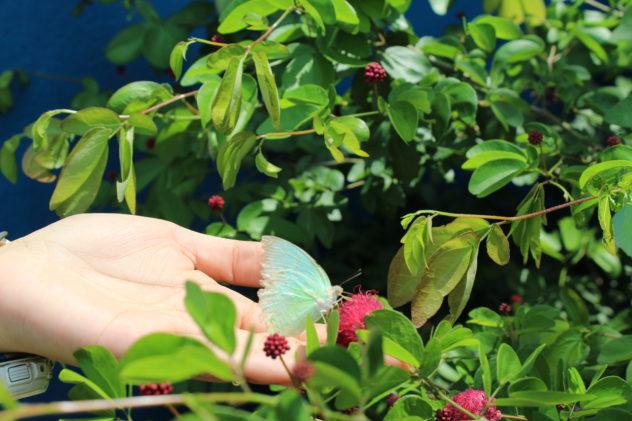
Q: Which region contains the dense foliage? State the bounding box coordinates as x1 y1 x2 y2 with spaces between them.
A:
1 0 632 419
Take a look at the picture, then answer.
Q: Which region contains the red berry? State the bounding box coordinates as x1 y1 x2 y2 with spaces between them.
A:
263 333 290 359
528 130 544 146
116 65 126 75
337 288 383 347
386 393 400 407
139 383 173 396
146 138 156 149
292 361 315 383
511 294 523 304
498 303 512 315
208 194 225 211
606 135 622 147
211 34 224 43
364 62 387 84
435 389 502 421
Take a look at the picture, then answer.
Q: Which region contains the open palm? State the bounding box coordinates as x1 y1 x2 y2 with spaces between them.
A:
0 213 308 384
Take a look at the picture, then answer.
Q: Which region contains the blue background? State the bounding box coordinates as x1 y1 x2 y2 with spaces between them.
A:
0 0 482 417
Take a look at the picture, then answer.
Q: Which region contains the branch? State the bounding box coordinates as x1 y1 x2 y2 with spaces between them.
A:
141 90 199 115
0 392 275 420
252 7 295 46
413 195 596 222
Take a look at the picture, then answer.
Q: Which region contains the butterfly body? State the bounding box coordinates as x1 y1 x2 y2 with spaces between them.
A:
258 236 342 336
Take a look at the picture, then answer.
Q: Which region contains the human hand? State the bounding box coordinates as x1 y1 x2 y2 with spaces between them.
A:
0 213 309 384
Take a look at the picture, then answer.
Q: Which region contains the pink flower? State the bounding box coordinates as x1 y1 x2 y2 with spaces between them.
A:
435 389 502 421
337 288 383 347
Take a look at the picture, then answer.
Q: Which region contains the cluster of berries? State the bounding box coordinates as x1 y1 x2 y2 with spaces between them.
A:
364 62 387 84
138 383 173 396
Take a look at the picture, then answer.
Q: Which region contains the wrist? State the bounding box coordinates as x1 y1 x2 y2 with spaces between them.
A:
0 235 19 352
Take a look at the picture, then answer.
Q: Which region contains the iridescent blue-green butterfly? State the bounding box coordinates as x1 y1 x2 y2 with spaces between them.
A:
258 236 343 336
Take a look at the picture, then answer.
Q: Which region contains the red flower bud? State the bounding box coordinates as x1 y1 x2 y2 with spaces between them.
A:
364 62 387 84
208 195 225 211
263 333 290 359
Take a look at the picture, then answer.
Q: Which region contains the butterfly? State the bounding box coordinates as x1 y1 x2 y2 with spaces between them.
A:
258 235 343 336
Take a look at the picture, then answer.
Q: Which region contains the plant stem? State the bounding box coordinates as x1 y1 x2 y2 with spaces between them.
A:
141 90 199 115
0 393 275 420
412 195 596 222
252 8 295 46
346 110 381 119
189 36 228 48
503 415 529 421
257 128 316 139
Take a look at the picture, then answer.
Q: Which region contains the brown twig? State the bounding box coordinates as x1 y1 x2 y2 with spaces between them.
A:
141 90 199 115
0 393 275 420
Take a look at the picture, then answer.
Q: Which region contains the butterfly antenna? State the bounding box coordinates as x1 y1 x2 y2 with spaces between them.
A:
338 268 363 288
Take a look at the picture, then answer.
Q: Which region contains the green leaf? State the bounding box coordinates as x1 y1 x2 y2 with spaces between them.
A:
579 160 632 190
388 101 418 142
479 344 492 395
326 310 339 346
252 51 281 128
494 37 544 64
61 107 121 135
468 307 503 327
605 96 632 128
598 195 616 254
211 54 246 133
365 309 424 366
385 0 412 14
59 368 114 407
486 224 510 265
0 134 21 183
474 16 522 39
385 396 433 421
49 128 111 217
510 184 545 266
574 28 609 63
169 41 190 81
105 23 147 64
598 335 632 364
107 81 172 114
469 23 496 52
560 288 589 325
366 329 384 378
218 0 280 34
74 346 124 398
32 109 74 150
401 217 431 275
275 390 311 421
497 343 522 384
196 77 222 127
126 113 157 136
613 204 632 257
0 382 17 410
305 315 319 355
332 0 360 32
119 333 233 383
468 159 526 197
508 377 547 393
184 282 237 355
116 128 136 214
216 131 257 189
496 392 594 406
381 46 431 84
255 150 282 178
308 346 361 402
582 376 632 409
207 45 248 71
446 247 479 323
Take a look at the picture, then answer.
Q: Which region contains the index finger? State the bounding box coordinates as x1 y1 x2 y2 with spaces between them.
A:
175 227 263 287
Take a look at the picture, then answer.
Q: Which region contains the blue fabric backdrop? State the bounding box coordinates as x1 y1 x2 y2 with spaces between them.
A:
0 0 482 417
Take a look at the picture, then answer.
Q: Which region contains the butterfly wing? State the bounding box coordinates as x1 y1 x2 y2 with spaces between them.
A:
258 236 336 336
